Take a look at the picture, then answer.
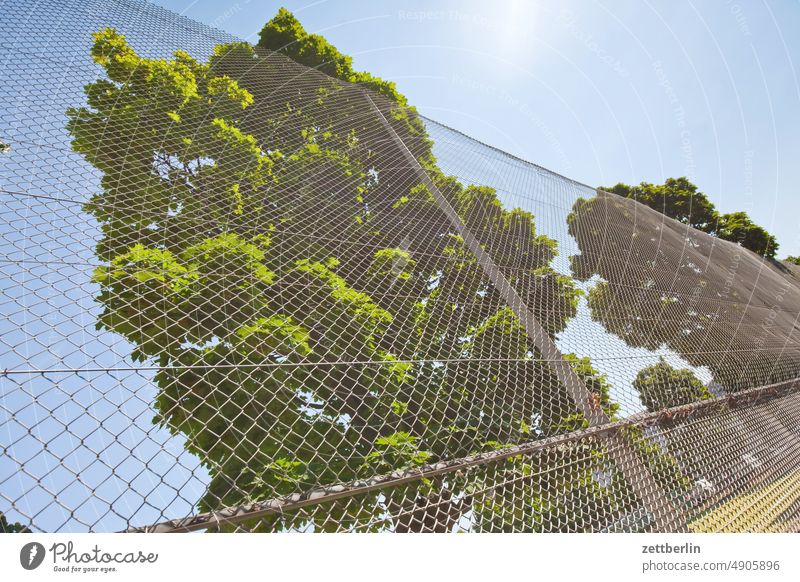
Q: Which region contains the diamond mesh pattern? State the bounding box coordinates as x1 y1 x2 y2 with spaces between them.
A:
1 0 799 533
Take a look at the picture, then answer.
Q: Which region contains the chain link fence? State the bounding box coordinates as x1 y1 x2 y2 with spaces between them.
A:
2 0 799 533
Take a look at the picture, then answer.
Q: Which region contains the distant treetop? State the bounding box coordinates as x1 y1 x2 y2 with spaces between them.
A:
600 177 778 258
257 7 408 105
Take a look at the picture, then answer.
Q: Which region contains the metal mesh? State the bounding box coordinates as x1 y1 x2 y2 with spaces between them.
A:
2 0 799 533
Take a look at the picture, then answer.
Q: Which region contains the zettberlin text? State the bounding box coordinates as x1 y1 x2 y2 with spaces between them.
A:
642 543 701 554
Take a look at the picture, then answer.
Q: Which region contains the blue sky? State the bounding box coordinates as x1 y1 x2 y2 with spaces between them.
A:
152 0 800 258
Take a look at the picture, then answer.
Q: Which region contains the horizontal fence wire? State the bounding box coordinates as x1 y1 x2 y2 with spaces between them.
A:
126 378 800 532
1 0 800 533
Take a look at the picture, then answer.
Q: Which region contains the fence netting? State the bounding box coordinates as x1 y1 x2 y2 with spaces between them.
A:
2 0 799 533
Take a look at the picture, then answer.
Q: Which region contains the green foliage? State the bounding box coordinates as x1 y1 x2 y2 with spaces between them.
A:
257 8 353 79
364 431 432 471
599 177 716 232
633 358 712 412
0 512 31 533
257 8 407 105
564 353 620 420
368 248 415 282
68 19 688 532
713 211 778 258
785 256 800 266
600 177 779 258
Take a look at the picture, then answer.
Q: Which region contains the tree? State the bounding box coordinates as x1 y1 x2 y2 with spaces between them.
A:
599 177 716 232
785 256 800 266
256 8 408 105
631 360 762 500
633 358 712 412
0 512 31 533
600 178 779 258
568 193 800 393
68 13 686 532
713 211 778 258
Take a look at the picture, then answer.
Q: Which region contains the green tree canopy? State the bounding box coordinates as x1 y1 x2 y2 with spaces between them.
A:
568 193 799 394
714 211 778 258
599 177 717 232
257 7 407 105
67 13 688 531
633 358 712 412
600 177 778 258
